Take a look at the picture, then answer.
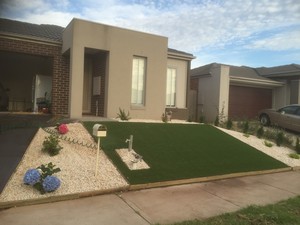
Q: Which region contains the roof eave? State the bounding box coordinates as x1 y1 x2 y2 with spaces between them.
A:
167 51 195 61
230 76 284 87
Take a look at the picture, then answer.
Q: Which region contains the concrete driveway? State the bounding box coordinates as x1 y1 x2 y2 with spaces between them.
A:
1 170 300 225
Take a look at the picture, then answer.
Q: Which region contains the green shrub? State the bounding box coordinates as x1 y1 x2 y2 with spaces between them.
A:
289 153 300 159
116 108 131 121
276 131 284 146
199 115 205 123
295 138 300 154
42 134 63 156
264 140 273 147
214 115 219 126
226 119 233 130
35 162 61 194
243 121 249 134
256 126 264 139
161 113 168 123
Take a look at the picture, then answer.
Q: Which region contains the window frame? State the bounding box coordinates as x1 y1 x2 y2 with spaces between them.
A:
131 56 147 107
166 67 177 107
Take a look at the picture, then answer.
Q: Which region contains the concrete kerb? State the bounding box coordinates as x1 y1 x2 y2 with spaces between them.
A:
0 167 292 209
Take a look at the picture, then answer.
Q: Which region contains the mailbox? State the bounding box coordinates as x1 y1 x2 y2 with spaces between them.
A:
93 124 107 137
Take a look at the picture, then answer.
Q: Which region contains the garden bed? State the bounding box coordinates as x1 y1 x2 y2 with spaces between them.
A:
0 123 128 204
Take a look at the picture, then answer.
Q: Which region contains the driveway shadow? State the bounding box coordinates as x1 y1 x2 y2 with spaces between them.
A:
0 113 54 193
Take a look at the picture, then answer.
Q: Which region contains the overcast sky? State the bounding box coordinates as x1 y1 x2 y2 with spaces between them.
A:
1 0 300 68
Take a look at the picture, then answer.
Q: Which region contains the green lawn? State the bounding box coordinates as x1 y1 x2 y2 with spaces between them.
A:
84 122 287 184
163 196 300 225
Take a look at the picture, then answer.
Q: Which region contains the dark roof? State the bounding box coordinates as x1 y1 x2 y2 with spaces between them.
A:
255 64 300 78
191 63 279 82
1 18 194 58
230 65 271 82
0 18 64 42
192 63 300 80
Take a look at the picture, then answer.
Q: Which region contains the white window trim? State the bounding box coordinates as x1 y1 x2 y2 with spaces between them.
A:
166 67 177 107
131 56 146 106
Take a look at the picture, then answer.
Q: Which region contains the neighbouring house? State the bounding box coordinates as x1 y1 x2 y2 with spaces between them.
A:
0 18 194 120
190 63 300 122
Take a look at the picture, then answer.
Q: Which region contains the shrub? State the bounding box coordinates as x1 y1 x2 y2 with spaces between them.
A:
276 131 284 146
58 123 68 134
23 162 61 194
289 153 300 159
226 119 233 130
42 134 63 156
199 115 205 123
295 138 300 154
161 113 167 123
264 140 273 147
23 169 41 185
214 115 219 126
42 176 61 192
243 121 249 134
116 108 130 121
256 126 264 139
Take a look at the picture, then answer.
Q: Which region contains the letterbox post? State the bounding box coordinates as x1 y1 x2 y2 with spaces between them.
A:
95 137 100 176
92 124 107 176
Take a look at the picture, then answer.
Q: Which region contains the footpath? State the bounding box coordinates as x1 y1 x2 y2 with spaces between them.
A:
1 170 300 225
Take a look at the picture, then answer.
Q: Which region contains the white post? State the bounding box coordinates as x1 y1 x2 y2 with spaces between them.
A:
95 137 100 176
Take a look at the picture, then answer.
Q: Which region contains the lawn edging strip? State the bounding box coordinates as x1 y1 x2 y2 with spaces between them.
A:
129 167 292 191
0 186 129 209
0 167 292 209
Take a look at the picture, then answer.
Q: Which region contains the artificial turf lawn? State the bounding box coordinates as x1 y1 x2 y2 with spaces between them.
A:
84 122 287 184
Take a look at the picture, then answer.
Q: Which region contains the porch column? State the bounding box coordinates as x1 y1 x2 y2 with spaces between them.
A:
69 47 84 118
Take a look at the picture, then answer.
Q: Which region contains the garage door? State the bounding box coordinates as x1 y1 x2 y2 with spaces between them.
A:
228 85 272 119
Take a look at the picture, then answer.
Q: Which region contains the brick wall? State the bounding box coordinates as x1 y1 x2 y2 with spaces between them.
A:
0 37 70 115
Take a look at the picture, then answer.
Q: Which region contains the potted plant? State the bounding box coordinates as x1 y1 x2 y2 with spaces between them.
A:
37 92 51 113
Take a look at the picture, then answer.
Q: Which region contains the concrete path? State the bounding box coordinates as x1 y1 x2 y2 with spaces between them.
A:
1 170 300 225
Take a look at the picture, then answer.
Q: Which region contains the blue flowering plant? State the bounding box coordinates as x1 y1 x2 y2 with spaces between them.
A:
23 162 61 194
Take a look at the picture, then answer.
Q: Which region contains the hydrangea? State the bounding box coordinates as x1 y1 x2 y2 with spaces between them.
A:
23 169 41 185
58 124 68 134
42 175 61 192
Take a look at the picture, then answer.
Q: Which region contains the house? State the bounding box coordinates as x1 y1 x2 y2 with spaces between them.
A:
190 63 300 122
0 18 194 120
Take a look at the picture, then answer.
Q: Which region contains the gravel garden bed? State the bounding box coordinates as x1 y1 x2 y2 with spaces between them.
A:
0 123 128 203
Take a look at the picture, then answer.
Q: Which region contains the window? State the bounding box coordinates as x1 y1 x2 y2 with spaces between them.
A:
278 106 298 115
166 68 176 107
131 57 146 105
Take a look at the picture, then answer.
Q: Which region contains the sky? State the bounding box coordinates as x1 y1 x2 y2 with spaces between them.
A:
0 0 300 69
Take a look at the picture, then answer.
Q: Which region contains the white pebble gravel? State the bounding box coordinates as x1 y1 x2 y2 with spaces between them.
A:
217 127 300 167
0 123 128 203
116 148 150 170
